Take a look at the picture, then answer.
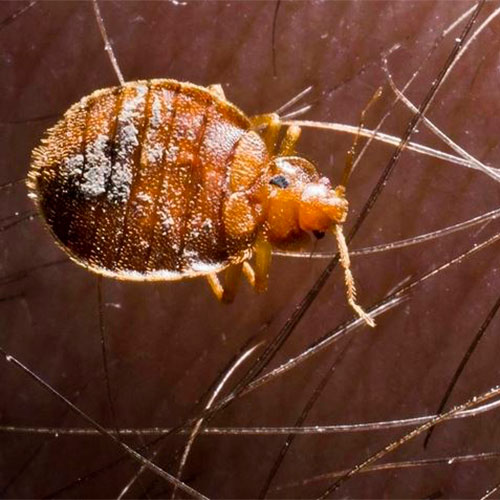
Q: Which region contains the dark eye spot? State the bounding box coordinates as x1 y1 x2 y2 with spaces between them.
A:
313 230 325 240
269 175 289 188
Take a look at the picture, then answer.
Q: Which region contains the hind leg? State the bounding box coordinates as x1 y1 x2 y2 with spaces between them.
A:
206 232 273 302
241 233 272 293
206 263 243 303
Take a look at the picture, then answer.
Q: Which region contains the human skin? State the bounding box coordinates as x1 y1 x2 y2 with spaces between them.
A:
1 2 500 498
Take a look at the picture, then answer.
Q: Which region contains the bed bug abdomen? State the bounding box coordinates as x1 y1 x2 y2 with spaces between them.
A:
28 79 267 280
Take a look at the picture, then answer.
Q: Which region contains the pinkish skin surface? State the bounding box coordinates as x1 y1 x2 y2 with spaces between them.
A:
1 1 500 498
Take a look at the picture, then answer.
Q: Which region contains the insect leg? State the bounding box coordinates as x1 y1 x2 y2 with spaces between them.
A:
242 262 255 287
206 274 224 301
230 234 272 294
207 84 226 100
252 233 273 293
206 264 244 303
278 124 301 155
250 113 281 152
221 263 243 303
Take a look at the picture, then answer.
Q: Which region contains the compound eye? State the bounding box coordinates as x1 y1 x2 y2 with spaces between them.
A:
269 175 289 189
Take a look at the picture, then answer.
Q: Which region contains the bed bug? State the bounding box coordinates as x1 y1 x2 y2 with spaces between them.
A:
27 79 374 326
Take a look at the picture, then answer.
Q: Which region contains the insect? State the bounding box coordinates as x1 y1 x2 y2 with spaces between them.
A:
27 78 374 326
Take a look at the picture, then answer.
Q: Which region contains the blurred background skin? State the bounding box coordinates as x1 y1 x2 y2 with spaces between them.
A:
1 1 500 498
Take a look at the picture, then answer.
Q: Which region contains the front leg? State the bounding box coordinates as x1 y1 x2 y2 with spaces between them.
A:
250 113 281 152
243 233 272 293
250 114 302 157
207 233 273 301
279 124 301 155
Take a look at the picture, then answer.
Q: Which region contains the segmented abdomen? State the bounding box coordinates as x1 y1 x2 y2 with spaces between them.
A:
29 79 266 280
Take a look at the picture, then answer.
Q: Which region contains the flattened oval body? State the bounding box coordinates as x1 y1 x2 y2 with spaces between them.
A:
28 79 270 280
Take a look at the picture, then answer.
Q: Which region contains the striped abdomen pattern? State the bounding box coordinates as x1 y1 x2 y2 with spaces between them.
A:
29 80 269 280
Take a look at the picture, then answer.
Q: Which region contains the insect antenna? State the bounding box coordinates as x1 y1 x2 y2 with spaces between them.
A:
333 224 375 327
333 87 382 327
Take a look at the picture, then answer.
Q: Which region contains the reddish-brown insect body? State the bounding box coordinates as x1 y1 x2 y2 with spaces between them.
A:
29 80 257 278
29 79 373 325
